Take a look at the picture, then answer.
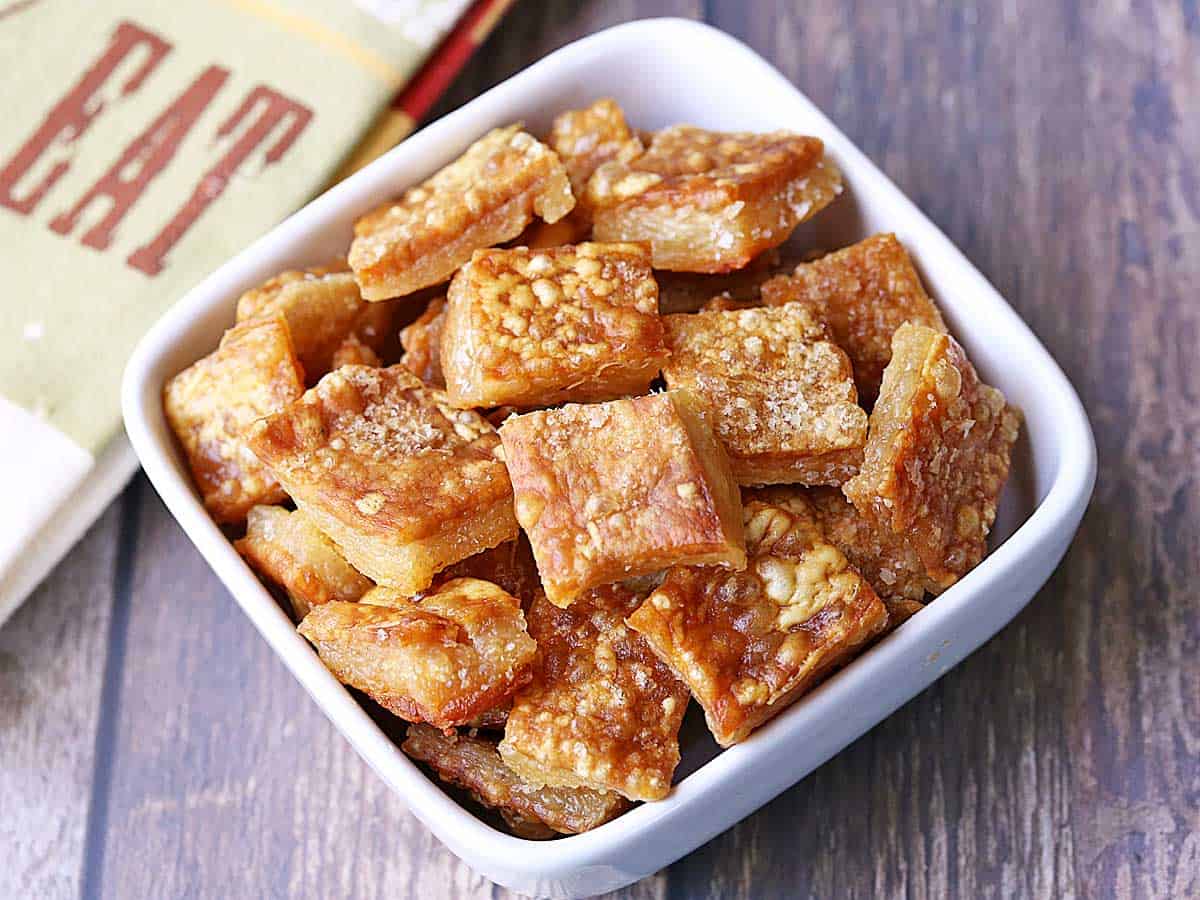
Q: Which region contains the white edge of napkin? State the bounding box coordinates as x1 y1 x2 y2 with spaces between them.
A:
0 398 138 628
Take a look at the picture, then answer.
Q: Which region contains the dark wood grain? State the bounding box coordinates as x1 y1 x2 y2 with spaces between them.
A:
2 1 1196 898
0 500 123 899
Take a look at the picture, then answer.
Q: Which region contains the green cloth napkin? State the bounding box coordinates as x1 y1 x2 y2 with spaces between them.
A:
2 0 469 449
0 0 470 619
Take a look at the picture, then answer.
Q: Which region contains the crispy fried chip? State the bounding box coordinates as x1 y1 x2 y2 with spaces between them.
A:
349 125 575 300
803 486 933 613
234 261 393 382
761 234 948 405
662 303 868 486
245 365 517 593
587 126 841 272
499 583 689 801
403 724 629 836
164 315 305 523
628 491 888 746
299 578 536 730
549 98 643 199
329 333 381 369
548 98 643 239
399 295 446 388
235 505 372 620
442 243 666 408
844 323 1021 589
500 391 746 607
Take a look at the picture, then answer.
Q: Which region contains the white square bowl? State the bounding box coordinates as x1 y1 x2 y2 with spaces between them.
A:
122 18 1096 899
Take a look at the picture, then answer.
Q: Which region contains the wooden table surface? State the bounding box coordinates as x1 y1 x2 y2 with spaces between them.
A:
3 2 1197 898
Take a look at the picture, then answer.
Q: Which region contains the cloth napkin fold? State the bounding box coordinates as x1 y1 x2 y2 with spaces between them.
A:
0 0 508 626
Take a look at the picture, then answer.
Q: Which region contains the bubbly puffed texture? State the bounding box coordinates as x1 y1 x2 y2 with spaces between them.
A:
549 98 643 197
164 315 304 524
299 579 536 731
442 243 667 408
628 491 888 747
844 324 1021 589
761 234 948 406
235 505 373 620
244 365 517 593
803 487 932 623
403 724 629 837
548 98 644 230
662 303 868 486
235 261 393 382
587 126 841 272
329 333 381 369
348 125 575 300
500 391 746 607
399 296 446 387
499 583 690 801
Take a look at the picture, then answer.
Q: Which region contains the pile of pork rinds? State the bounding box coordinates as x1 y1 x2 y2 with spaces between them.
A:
164 98 1021 838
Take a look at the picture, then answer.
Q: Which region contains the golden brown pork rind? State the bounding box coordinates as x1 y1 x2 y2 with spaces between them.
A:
348 125 575 300
499 583 689 801
164 315 305 524
244 365 517 593
548 97 643 237
499 391 746 607
234 262 393 382
299 578 536 731
843 323 1021 589
235 505 373 620
587 126 841 272
410 538 535 730
662 303 868 486
802 487 932 621
403 724 629 836
549 98 643 199
399 296 446 387
761 233 947 405
627 491 888 747
329 333 381 369
441 243 666 408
